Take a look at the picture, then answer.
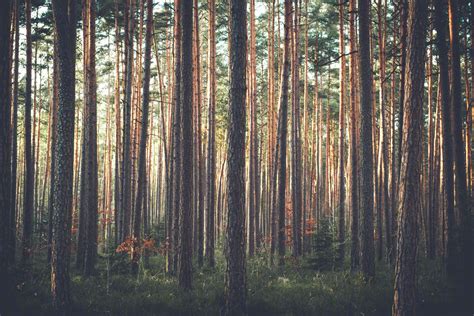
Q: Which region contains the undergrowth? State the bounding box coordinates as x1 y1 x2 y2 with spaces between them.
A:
2 250 458 315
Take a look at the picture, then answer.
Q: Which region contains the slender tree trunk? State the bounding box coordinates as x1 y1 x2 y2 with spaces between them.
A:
0 0 13 272
131 0 153 276
206 0 216 268
113 0 122 246
358 0 375 279
291 0 302 258
22 0 34 264
337 0 346 265
248 0 256 258
433 0 455 282
121 0 135 243
192 0 204 268
275 0 292 266
77 0 98 276
170 0 182 275
9 0 20 265
178 0 193 291
349 0 359 272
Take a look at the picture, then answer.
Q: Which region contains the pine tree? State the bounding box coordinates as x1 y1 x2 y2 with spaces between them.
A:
392 0 428 313
225 0 247 313
50 0 77 310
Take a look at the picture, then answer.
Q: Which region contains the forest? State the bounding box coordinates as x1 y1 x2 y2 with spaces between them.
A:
0 0 472 314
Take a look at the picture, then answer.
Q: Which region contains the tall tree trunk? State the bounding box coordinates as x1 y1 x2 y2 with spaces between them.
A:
77 0 98 276
358 0 375 279
248 0 257 258
267 0 276 260
50 0 76 310
291 0 302 258
392 0 428 313
9 0 20 265
132 0 153 276
349 0 359 271
206 0 216 268
178 0 193 291
121 0 135 243
0 0 13 272
193 0 204 268
433 0 455 283
275 0 291 266
225 0 247 313
113 0 122 246
170 0 182 275
337 0 346 265
22 0 34 264
447 0 472 310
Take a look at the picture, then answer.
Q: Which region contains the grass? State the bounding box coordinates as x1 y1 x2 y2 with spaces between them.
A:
2 250 460 315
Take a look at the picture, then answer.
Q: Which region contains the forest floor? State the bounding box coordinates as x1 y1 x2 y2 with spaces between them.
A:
3 250 460 315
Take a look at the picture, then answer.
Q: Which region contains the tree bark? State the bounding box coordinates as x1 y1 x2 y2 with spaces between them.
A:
50 0 76 310
291 0 302 258
178 0 193 291
337 0 346 265
392 0 428 313
225 0 247 313
349 0 359 272
358 0 375 279
22 0 34 264
447 0 473 310
131 0 153 276
0 0 12 273
206 0 216 268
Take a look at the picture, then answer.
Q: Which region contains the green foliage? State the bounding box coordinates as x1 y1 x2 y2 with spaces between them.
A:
5 249 458 315
307 216 336 272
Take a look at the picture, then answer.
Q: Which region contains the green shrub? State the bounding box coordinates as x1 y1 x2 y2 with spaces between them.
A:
307 216 336 271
